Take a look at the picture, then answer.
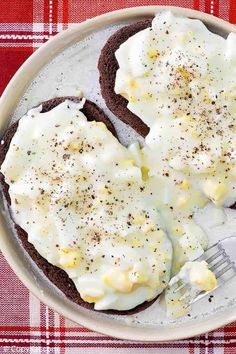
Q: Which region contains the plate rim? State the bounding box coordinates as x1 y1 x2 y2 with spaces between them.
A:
0 5 236 341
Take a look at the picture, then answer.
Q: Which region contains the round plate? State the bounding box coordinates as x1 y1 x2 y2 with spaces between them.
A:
0 6 236 341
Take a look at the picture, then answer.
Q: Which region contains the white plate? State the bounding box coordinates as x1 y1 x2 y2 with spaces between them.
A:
0 6 236 341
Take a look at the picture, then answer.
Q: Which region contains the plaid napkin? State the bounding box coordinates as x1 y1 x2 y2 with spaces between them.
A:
0 1 236 353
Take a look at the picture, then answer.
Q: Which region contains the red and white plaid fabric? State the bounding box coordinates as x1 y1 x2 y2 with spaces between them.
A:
0 1 236 352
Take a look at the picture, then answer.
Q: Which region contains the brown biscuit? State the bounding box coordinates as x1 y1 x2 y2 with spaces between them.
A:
99 22 236 210
0 96 158 315
98 19 152 137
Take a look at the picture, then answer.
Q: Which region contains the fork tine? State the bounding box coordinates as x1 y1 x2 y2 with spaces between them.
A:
183 302 191 309
205 249 225 264
210 255 230 271
188 290 209 306
215 262 235 279
179 289 191 301
173 282 188 294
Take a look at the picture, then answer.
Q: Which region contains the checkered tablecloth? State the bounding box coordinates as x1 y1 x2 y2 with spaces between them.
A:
0 0 236 353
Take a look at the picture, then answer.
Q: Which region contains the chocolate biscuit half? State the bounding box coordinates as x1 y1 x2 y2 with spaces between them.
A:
0 96 158 315
98 23 236 210
98 19 152 137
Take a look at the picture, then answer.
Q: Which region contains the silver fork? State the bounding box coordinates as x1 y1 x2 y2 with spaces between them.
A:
172 236 236 308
